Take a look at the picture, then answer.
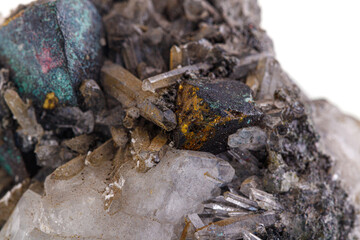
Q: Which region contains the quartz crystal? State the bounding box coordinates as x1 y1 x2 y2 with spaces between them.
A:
194 212 276 239
142 63 210 93
4 89 43 140
0 149 234 239
224 191 258 211
101 61 177 131
227 127 267 151
169 45 182 70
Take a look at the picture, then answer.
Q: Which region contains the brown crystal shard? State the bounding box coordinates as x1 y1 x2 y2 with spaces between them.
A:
137 100 176 131
252 57 305 101
246 74 260 97
148 132 167 152
50 155 86 181
4 89 43 140
122 107 140 129
79 79 106 113
121 39 139 75
86 139 117 166
101 61 177 131
175 78 263 153
180 39 214 66
110 127 128 148
229 52 274 79
169 45 182 70
62 134 97 154
101 61 140 108
126 125 168 173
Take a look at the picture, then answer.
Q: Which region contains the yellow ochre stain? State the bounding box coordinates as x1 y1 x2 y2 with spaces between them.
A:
43 92 59 110
177 82 247 150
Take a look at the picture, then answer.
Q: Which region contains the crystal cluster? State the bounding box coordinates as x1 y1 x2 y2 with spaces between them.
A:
0 0 357 239
0 149 234 239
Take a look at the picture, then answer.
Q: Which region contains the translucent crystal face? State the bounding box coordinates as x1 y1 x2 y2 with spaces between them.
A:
0 150 235 239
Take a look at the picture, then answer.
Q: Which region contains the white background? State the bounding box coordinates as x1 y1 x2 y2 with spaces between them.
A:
259 0 360 119
1 0 360 119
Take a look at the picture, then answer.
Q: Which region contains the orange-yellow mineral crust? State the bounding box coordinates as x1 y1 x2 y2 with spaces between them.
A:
175 78 263 153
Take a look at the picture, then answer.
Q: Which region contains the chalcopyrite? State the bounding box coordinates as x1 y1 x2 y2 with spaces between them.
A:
0 0 358 239
0 0 103 106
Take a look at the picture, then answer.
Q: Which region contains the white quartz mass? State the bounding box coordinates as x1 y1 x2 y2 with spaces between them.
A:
0 149 235 239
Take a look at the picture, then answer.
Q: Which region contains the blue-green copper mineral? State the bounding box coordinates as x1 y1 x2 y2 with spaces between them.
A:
0 0 103 106
0 130 28 181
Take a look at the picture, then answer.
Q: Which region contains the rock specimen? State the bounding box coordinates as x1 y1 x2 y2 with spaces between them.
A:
0 149 234 239
311 99 360 238
0 0 357 239
0 0 103 106
175 78 262 153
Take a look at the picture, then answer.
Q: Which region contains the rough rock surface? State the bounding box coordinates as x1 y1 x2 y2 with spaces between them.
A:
311 99 360 238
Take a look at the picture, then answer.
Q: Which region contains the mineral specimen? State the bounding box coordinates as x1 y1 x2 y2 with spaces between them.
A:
0 149 234 239
228 127 267 151
4 89 44 141
0 0 103 106
311 99 360 238
0 0 357 239
175 78 262 153
62 134 97 155
79 79 106 113
35 136 76 168
142 63 210 93
101 61 177 131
